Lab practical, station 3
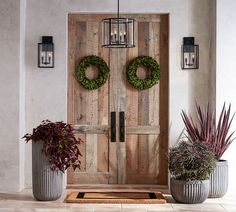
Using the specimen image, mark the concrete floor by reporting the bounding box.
[0,189,236,211]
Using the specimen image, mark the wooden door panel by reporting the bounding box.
[68,14,168,186]
[68,15,110,184]
[124,19,168,185]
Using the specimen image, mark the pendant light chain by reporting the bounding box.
[117,0,120,41]
[118,0,120,19]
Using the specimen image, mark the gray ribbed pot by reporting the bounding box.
[170,178,209,204]
[209,160,228,198]
[32,141,63,201]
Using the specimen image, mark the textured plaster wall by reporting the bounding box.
[216,0,236,195]
[24,0,216,188]
[0,0,25,192]
[0,0,216,191]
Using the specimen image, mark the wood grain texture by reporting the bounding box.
[126,28,139,176]
[84,21,99,174]
[137,22,150,174]
[69,172,109,184]
[126,126,160,134]
[108,49,118,184]
[74,125,109,133]
[67,14,169,186]
[97,21,109,173]
[74,21,87,173]
[67,18,110,184]
[159,15,169,185]
[124,17,168,184]
[117,49,127,184]
[148,22,161,175]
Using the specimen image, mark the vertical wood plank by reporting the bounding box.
[126,21,139,182]
[85,134,98,172]
[68,17,87,182]
[117,49,127,184]
[138,22,149,174]
[74,21,87,124]
[148,22,161,175]
[85,21,99,173]
[109,48,118,184]
[97,21,109,173]
[159,15,169,185]
[74,21,87,173]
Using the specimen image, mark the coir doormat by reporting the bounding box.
[66,192,166,204]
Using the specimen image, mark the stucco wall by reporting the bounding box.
[0,0,216,191]
[0,0,25,192]
[24,0,216,188]
[216,0,236,195]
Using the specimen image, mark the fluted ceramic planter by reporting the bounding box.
[32,141,63,201]
[170,178,209,204]
[209,160,228,198]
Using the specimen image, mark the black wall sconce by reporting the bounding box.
[38,36,54,68]
[181,37,199,70]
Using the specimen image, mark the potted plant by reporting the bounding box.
[168,141,216,204]
[23,120,82,201]
[181,103,235,198]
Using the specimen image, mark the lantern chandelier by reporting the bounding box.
[102,0,135,48]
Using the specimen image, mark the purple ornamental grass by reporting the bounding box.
[181,103,235,160]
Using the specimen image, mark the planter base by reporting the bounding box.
[32,141,63,201]
[170,178,209,204]
[209,160,228,198]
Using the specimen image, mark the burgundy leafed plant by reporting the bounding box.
[168,141,216,181]
[23,120,82,172]
[181,103,235,160]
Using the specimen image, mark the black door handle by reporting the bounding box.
[119,111,125,142]
[111,112,116,142]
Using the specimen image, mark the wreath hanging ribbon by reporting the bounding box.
[75,55,109,90]
[127,56,160,90]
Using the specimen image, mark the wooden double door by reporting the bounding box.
[67,14,168,185]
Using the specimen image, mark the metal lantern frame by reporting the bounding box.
[102,0,135,48]
[181,37,199,70]
[38,36,54,68]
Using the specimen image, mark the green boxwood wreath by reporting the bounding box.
[127,56,160,90]
[75,55,109,90]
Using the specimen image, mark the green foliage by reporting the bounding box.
[127,56,160,90]
[168,141,216,181]
[75,55,109,90]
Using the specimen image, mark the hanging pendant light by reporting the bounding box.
[102,0,135,48]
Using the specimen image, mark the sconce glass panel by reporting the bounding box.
[181,37,199,70]
[38,36,54,68]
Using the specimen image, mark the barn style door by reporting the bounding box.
[67,14,168,186]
